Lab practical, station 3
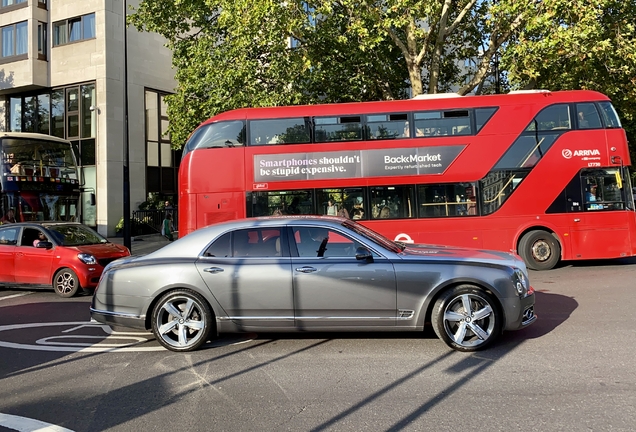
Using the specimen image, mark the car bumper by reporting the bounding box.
[90,307,147,330]
[502,289,537,331]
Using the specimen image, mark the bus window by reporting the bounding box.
[525,104,571,131]
[365,113,409,140]
[369,186,415,219]
[475,107,498,132]
[494,133,560,169]
[575,103,602,129]
[247,190,313,216]
[413,110,471,137]
[183,120,245,156]
[315,116,363,142]
[598,102,622,128]
[316,188,363,219]
[249,117,311,145]
[418,183,477,218]
[480,171,529,215]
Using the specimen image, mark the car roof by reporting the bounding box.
[2,221,83,228]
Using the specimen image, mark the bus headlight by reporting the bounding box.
[78,253,97,265]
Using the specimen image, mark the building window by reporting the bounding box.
[1,21,28,59]
[53,13,95,46]
[145,89,178,198]
[1,0,27,10]
[37,0,47,9]
[37,22,47,59]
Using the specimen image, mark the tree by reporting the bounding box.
[502,0,636,161]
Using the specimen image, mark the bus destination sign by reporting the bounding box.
[253,145,466,182]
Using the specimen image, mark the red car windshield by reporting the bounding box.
[48,225,108,246]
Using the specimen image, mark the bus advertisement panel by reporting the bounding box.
[1,133,80,224]
[178,90,636,270]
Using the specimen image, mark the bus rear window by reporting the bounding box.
[182,120,245,157]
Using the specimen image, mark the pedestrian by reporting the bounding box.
[162,213,174,241]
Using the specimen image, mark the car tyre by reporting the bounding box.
[518,230,561,271]
[151,289,213,352]
[432,285,502,352]
[53,268,80,298]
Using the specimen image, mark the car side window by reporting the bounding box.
[0,227,19,245]
[292,227,367,258]
[232,228,283,257]
[21,228,43,247]
[203,232,231,257]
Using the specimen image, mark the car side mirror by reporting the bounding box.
[355,247,373,262]
[36,241,53,249]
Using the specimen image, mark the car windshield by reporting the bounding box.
[48,224,108,246]
[342,220,402,253]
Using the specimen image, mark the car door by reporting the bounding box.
[290,225,397,329]
[14,227,55,285]
[195,226,294,329]
[0,226,20,283]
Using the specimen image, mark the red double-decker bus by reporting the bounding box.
[178,90,635,270]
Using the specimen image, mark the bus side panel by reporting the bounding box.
[569,212,635,259]
[196,192,245,229]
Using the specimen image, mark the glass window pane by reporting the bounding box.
[598,102,622,128]
[525,104,571,131]
[203,232,231,257]
[418,183,477,217]
[494,133,560,169]
[160,143,171,167]
[145,91,158,141]
[147,141,159,166]
[414,110,471,137]
[38,22,47,55]
[475,107,498,132]
[9,97,21,132]
[369,186,415,219]
[15,22,27,55]
[81,84,96,138]
[37,94,50,134]
[575,103,602,129]
[80,139,95,166]
[23,96,36,132]
[53,22,66,46]
[67,88,79,112]
[161,118,170,140]
[160,94,168,116]
[82,13,95,39]
[69,18,81,42]
[249,118,311,145]
[183,121,245,155]
[480,171,529,215]
[2,26,14,57]
[51,90,65,137]
[366,113,409,140]
[314,116,362,142]
[232,228,283,258]
[315,188,364,219]
[67,114,79,137]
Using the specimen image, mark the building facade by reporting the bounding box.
[0,0,176,236]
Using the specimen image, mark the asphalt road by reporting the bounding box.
[1,255,635,432]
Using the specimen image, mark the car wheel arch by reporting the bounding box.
[143,285,220,334]
[420,279,505,331]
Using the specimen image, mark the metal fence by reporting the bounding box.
[131,208,177,237]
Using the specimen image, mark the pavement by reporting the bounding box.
[108,233,175,255]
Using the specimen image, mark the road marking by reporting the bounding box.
[0,293,31,302]
[0,412,75,432]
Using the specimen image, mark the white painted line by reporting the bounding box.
[0,412,75,432]
[0,292,31,302]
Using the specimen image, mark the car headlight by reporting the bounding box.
[78,253,97,265]
[512,268,529,296]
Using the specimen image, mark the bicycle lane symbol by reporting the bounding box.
[0,321,165,352]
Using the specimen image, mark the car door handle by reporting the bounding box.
[203,267,224,274]
[295,266,317,273]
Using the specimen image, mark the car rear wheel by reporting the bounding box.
[53,268,80,298]
[432,285,502,352]
[519,230,561,271]
[151,289,213,352]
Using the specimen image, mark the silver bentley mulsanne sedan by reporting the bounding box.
[91,216,536,352]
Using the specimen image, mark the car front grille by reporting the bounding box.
[98,257,119,268]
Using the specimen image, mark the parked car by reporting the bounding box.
[0,222,130,297]
[91,216,536,352]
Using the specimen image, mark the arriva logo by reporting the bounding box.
[562,149,600,159]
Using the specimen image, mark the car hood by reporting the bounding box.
[70,243,130,258]
[399,243,526,269]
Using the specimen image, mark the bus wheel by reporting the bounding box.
[519,230,561,271]
[53,268,80,298]
[432,285,502,352]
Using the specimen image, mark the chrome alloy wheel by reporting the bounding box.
[442,293,496,348]
[53,268,80,298]
[155,295,207,349]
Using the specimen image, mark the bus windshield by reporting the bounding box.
[2,136,78,179]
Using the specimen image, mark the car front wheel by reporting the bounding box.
[151,289,213,352]
[432,285,502,352]
[53,268,80,298]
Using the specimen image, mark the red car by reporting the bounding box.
[0,222,130,297]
